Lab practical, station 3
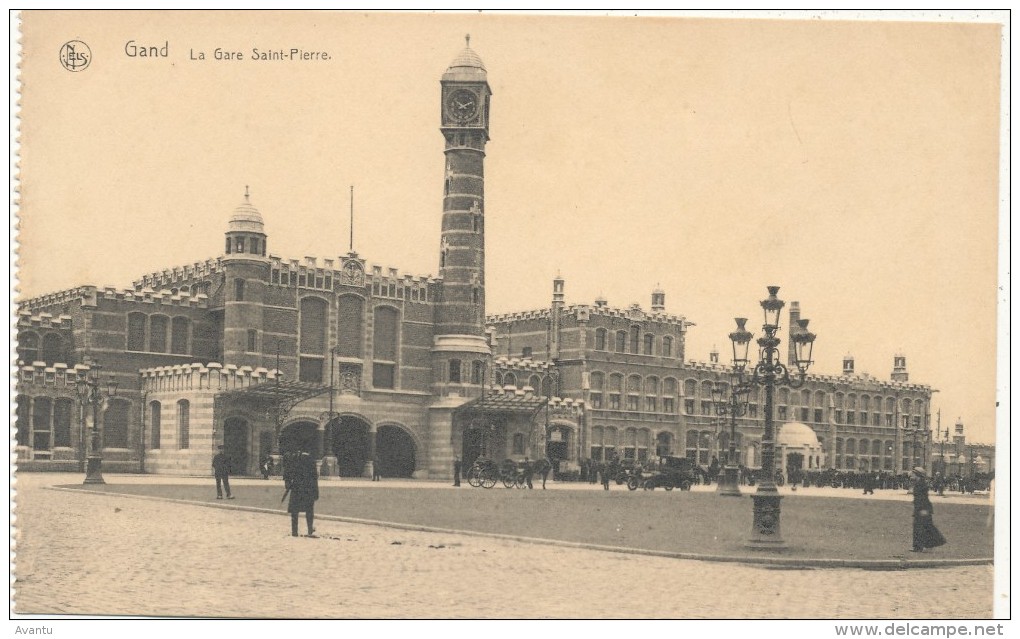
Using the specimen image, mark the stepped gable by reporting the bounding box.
[132,258,222,290]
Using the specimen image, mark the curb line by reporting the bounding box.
[46,486,993,570]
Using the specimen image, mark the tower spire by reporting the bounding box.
[349,185,354,252]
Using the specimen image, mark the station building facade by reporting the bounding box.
[14,41,979,479]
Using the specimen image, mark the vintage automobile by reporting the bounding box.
[627,456,699,491]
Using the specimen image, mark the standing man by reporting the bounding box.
[284,449,320,537]
[453,456,462,487]
[213,445,234,500]
[372,454,382,481]
[522,457,534,489]
[539,458,552,489]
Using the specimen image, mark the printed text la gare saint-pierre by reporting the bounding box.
[124,40,330,61]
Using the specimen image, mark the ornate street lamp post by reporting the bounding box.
[711,373,751,497]
[74,358,119,485]
[729,286,816,549]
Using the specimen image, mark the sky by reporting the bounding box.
[15,11,1005,444]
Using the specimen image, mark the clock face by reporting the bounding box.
[446,88,479,123]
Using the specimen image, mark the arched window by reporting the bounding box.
[127,313,146,351]
[615,331,627,353]
[150,401,161,449]
[503,372,517,388]
[15,395,30,446]
[337,295,364,358]
[662,378,677,413]
[608,373,623,410]
[171,317,190,355]
[594,328,607,351]
[662,336,673,358]
[177,400,190,449]
[32,397,52,450]
[250,237,260,255]
[299,297,328,382]
[644,376,658,412]
[626,375,641,410]
[656,431,673,457]
[149,315,169,353]
[54,399,73,448]
[246,329,258,353]
[643,333,654,355]
[18,332,39,364]
[373,306,399,389]
[448,359,462,383]
[41,333,63,364]
[527,374,541,392]
[104,399,130,449]
[541,375,553,397]
[589,372,604,409]
[494,371,504,387]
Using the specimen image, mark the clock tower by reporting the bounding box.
[433,36,491,370]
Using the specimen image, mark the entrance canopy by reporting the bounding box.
[457,391,547,416]
[217,380,331,412]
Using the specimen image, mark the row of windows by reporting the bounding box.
[296,297,399,389]
[17,331,69,365]
[492,370,555,395]
[127,313,191,354]
[225,235,266,256]
[593,327,675,357]
[448,359,486,384]
[271,270,333,290]
[132,282,213,297]
[15,395,130,450]
[268,268,432,303]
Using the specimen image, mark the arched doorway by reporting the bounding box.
[376,425,416,478]
[463,428,484,468]
[280,421,318,456]
[331,415,371,477]
[224,417,250,475]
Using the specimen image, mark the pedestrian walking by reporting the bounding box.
[539,458,552,489]
[863,471,876,495]
[601,462,610,491]
[260,454,272,480]
[283,450,319,537]
[453,456,462,487]
[212,445,234,499]
[910,466,946,553]
[522,457,534,489]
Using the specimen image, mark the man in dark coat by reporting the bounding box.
[453,456,462,487]
[213,445,234,499]
[284,450,320,537]
[911,466,946,552]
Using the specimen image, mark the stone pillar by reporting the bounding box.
[363,422,377,478]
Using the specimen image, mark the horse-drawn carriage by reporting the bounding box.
[467,458,549,489]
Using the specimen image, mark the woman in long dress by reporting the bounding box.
[911,466,946,552]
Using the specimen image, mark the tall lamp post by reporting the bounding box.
[710,374,751,497]
[74,359,119,485]
[729,286,816,549]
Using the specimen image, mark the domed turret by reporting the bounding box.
[224,187,268,260]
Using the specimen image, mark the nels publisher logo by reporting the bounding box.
[59,40,91,72]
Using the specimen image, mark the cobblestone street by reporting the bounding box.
[12,473,996,619]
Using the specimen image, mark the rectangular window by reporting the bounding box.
[700,401,713,416]
[800,407,810,422]
[748,404,758,418]
[885,414,894,427]
[684,399,695,415]
[777,406,787,420]
[127,314,146,351]
[53,400,73,448]
[299,357,324,383]
[373,363,395,389]
[873,413,881,426]
[324,275,332,289]
[171,317,189,355]
[449,359,461,383]
[272,270,280,284]
[645,397,656,412]
[299,274,307,287]
[315,275,324,288]
[814,408,824,423]
[522,346,533,358]
[835,409,843,424]
[590,446,603,462]
[235,279,245,301]
[846,411,855,425]
[281,271,289,286]
[663,398,675,413]
[178,402,190,450]
[627,395,639,411]
[609,394,621,410]
[247,329,258,352]
[149,316,168,353]
[590,393,603,409]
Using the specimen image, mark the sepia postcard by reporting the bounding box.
[9,9,1010,630]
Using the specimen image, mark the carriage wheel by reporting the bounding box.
[627,477,639,491]
[481,473,497,489]
[664,483,674,491]
[502,475,516,489]
[468,471,482,488]
[679,480,692,491]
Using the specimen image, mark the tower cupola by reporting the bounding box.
[224,187,268,260]
[651,285,665,312]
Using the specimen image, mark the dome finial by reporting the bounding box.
[244,185,250,203]
[465,34,471,47]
